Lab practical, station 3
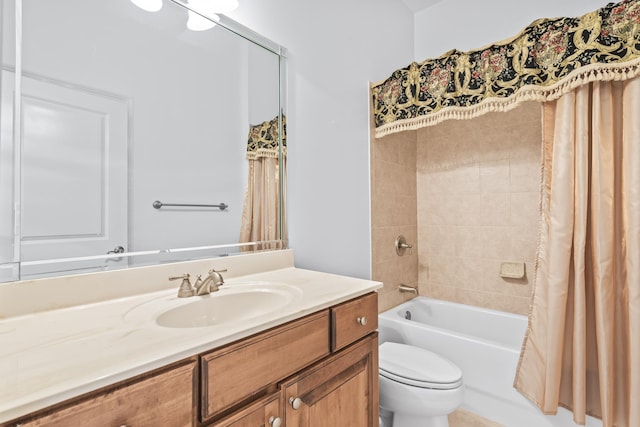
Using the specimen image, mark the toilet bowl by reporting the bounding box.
[379,342,464,427]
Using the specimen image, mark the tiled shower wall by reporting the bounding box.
[416,102,541,315]
[370,123,419,313]
[371,102,541,315]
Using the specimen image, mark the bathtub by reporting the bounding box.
[378,297,602,427]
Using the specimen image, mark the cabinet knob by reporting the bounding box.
[269,416,282,427]
[289,396,302,410]
[357,316,368,326]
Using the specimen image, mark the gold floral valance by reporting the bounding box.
[372,0,640,137]
[246,115,287,160]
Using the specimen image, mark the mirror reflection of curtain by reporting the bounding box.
[514,77,640,427]
[239,116,287,250]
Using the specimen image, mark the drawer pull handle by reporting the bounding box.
[357,316,368,326]
[289,396,302,410]
[269,416,282,427]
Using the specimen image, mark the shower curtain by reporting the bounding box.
[514,77,640,427]
[239,155,286,250]
[368,1,640,424]
[239,116,287,250]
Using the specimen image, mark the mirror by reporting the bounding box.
[0,0,287,282]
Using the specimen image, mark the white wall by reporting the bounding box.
[228,0,612,280]
[228,0,415,279]
[414,0,609,60]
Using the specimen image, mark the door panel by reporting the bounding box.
[283,335,378,427]
[307,369,368,427]
[17,74,128,275]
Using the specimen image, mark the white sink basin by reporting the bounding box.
[124,282,302,328]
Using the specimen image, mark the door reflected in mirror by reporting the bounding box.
[0,0,287,282]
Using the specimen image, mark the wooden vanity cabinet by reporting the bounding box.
[209,393,281,427]
[200,310,330,422]
[11,359,197,427]
[3,292,378,427]
[203,291,379,427]
[282,334,378,427]
[278,292,379,427]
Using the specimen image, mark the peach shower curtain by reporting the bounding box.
[239,156,286,250]
[514,77,640,426]
[239,115,287,250]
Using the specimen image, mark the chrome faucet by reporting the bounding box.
[194,268,227,295]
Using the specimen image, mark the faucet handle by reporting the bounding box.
[207,268,227,287]
[395,235,413,256]
[169,273,194,298]
[193,275,205,294]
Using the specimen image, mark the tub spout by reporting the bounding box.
[399,284,418,294]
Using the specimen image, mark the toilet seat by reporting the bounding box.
[379,342,463,390]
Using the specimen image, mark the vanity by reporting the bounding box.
[0,4,379,424]
[0,250,381,426]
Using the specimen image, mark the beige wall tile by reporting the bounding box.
[420,226,455,257]
[480,160,511,194]
[372,94,541,316]
[415,103,541,315]
[454,227,484,258]
[370,124,419,313]
[510,157,541,192]
[480,193,511,226]
[478,227,512,260]
[510,192,539,231]
[479,135,512,162]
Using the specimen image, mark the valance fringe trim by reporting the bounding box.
[246,115,287,159]
[246,148,285,160]
[372,0,640,137]
[374,58,640,138]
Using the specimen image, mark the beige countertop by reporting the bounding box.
[0,250,381,423]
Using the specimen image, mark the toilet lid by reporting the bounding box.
[379,342,463,390]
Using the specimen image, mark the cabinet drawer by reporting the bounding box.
[210,392,281,427]
[18,361,196,427]
[201,310,330,421]
[331,292,378,351]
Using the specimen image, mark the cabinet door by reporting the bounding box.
[282,334,378,427]
[17,361,196,427]
[211,393,282,427]
[201,310,329,421]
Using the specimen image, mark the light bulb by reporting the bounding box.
[131,0,163,12]
[208,0,239,14]
[188,0,238,15]
[187,10,219,31]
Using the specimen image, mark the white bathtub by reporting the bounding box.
[378,297,602,427]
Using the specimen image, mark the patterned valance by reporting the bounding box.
[246,115,287,160]
[372,0,640,137]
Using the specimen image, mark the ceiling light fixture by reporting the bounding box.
[186,0,236,31]
[186,10,219,31]
[131,0,163,12]
[208,0,239,14]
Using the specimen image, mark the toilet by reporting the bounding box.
[378,342,464,427]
